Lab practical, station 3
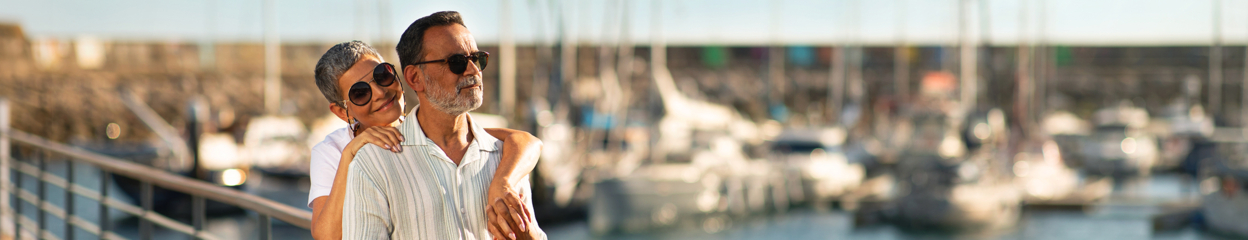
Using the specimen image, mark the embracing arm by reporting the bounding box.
[309,149,356,240]
[483,128,542,189]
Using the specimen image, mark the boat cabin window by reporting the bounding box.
[771,141,840,154]
[1094,125,1129,133]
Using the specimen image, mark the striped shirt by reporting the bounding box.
[342,109,545,239]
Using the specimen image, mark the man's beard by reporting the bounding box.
[423,74,482,116]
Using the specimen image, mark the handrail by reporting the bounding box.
[6,130,313,229]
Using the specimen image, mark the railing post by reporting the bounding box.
[0,98,11,239]
[140,181,152,240]
[65,160,74,240]
[12,150,19,240]
[192,195,204,239]
[258,214,271,240]
[98,169,109,240]
[38,151,46,239]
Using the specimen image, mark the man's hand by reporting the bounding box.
[485,184,536,240]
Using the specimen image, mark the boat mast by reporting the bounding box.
[1016,0,1034,134]
[894,0,909,101]
[829,1,850,125]
[1035,0,1048,123]
[263,0,281,114]
[1241,0,1248,129]
[959,0,978,113]
[1211,0,1223,117]
[500,0,517,121]
[769,0,786,123]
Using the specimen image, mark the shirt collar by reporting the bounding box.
[400,106,500,152]
[399,108,425,146]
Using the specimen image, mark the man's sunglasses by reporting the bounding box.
[344,62,398,106]
[412,51,489,75]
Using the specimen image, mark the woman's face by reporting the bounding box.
[336,55,404,128]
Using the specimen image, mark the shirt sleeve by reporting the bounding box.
[306,143,342,207]
[514,175,547,240]
[342,149,392,240]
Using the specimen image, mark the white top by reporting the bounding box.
[307,127,353,207]
[342,109,545,240]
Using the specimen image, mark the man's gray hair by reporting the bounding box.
[314,40,382,106]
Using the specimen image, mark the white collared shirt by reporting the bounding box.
[307,127,352,207]
[342,109,545,240]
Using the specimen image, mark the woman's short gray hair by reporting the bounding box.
[314,40,382,106]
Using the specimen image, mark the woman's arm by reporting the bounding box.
[310,126,402,240]
[482,128,542,239]
[484,128,542,188]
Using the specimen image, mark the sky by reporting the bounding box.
[0,0,1246,46]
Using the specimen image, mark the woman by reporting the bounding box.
[308,41,540,240]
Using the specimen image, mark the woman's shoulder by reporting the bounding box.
[311,127,352,157]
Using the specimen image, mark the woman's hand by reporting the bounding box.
[311,126,404,240]
[486,185,535,240]
[481,128,542,240]
[344,126,405,154]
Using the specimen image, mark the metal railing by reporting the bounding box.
[0,98,312,240]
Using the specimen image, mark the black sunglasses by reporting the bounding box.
[344,62,398,106]
[412,51,489,75]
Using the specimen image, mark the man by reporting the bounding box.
[341,11,545,240]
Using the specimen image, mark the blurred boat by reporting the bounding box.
[590,163,719,233]
[242,115,310,176]
[1042,111,1091,168]
[1148,76,1213,172]
[890,109,1021,231]
[767,128,864,205]
[1149,102,1213,172]
[1080,102,1159,176]
[1029,111,1113,203]
[590,135,783,233]
[1199,140,1248,238]
[587,77,785,234]
[588,22,784,233]
[1011,138,1117,205]
[894,154,1020,231]
[99,95,247,217]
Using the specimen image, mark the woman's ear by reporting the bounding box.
[329,102,350,123]
[404,65,425,92]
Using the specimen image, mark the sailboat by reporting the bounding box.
[887,0,1022,231]
[588,1,785,234]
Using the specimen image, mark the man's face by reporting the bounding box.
[410,24,483,116]
[337,55,404,127]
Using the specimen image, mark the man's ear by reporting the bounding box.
[404,65,425,92]
[329,102,349,123]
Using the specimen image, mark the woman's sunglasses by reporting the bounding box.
[412,51,489,75]
[345,62,398,106]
